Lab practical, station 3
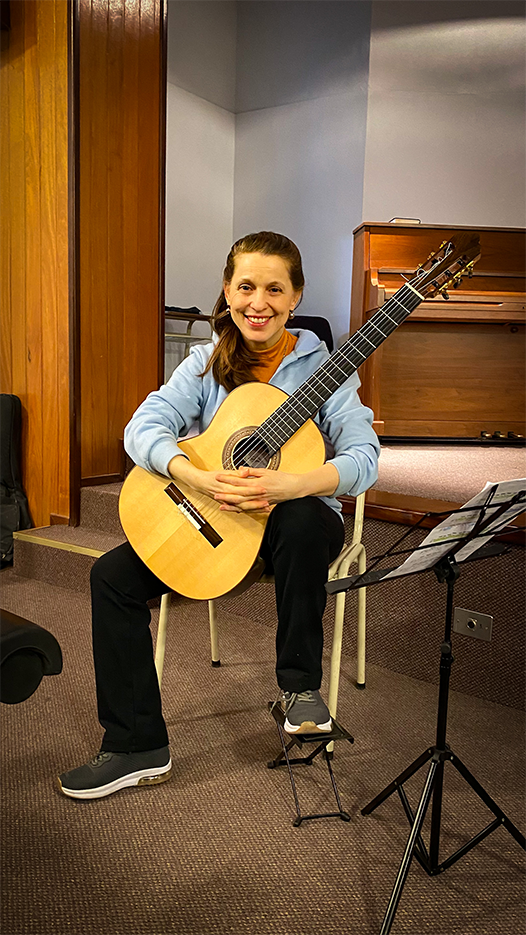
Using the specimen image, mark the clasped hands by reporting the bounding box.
[205,465,301,513]
[168,455,339,513]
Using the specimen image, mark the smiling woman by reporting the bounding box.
[225,252,300,350]
[203,231,306,390]
[57,229,380,801]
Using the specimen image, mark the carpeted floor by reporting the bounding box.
[1,568,525,935]
[374,445,526,502]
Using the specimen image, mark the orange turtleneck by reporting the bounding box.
[250,328,298,383]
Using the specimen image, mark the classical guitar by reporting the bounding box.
[119,233,481,599]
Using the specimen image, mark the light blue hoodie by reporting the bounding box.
[124,329,380,516]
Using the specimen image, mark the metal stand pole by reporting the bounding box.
[361,556,525,935]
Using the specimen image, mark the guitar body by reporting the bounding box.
[119,382,326,600]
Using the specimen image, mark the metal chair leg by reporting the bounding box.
[155,592,171,686]
[356,545,367,688]
[208,599,221,666]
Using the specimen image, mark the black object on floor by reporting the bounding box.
[1,608,62,704]
[0,394,32,565]
[268,701,354,827]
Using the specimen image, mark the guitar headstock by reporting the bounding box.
[410,232,481,299]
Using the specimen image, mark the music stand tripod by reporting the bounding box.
[326,487,526,935]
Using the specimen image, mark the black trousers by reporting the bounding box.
[91,496,345,752]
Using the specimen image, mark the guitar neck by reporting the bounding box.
[257,281,424,455]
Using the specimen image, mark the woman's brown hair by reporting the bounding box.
[201,231,305,392]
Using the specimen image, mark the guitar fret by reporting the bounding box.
[360,334,377,349]
[329,360,350,378]
[368,322,388,339]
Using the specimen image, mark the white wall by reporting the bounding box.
[362,1,526,226]
[165,2,237,376]
[233,2,372,346]
[165,83,235,313]
[165,0,525,366]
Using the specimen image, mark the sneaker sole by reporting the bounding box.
[57,760,172,800]
[284,718,332,734]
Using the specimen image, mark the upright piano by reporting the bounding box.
[350,223,526,439]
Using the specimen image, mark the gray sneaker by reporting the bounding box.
[280,690,332,734]
[58,747,171,800]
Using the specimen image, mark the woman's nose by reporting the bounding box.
[249,289,268,311]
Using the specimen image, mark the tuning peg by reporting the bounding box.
[440,288,450,300]
[424,244,445,263]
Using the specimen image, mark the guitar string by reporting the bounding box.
[231,286,421,465]
[231,285,422,466]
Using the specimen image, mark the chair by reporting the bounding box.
[154,492,367,725]
[165,306,212,360]
[286,315,334,352]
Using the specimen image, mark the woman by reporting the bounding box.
[58,231,379,800]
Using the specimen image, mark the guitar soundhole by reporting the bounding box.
[222,427,281,471]
[233,437,270,469]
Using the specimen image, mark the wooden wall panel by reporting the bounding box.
[0,0,70,527]
[78,0,164,483]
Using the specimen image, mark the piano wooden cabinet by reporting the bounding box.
[350,222,526,439]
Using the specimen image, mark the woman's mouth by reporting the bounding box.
[244,315,271,327]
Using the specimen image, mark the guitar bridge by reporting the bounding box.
[164,483,223,548]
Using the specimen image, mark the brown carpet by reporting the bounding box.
[1,568,525,935]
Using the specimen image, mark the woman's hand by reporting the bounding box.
[214,462,340,512]
[168,457,340,514]
[168,457,271,513]
[213,467,301,511]
[196,465,272,513]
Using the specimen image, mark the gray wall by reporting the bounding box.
[166,0,372,350]
[167,0,237,112]
[363,1,526,226]
[165,0,525,363]
[233,2,372,345]
[165,2,237,376]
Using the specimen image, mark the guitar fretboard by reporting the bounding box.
[248,282,424,457]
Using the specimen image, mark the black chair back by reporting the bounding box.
[287,315,334,352]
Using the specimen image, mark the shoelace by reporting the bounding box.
[89,753,112,767]
[271,690,315,716]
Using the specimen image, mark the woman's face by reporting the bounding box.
[224,252,301,351]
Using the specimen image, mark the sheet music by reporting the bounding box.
[382,478,526,581]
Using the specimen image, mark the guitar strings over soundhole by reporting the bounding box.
[222,427,281,471]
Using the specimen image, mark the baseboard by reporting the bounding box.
[50,514,69,525]
[80,474,123,487]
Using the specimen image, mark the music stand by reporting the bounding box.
[326,483,526,935]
